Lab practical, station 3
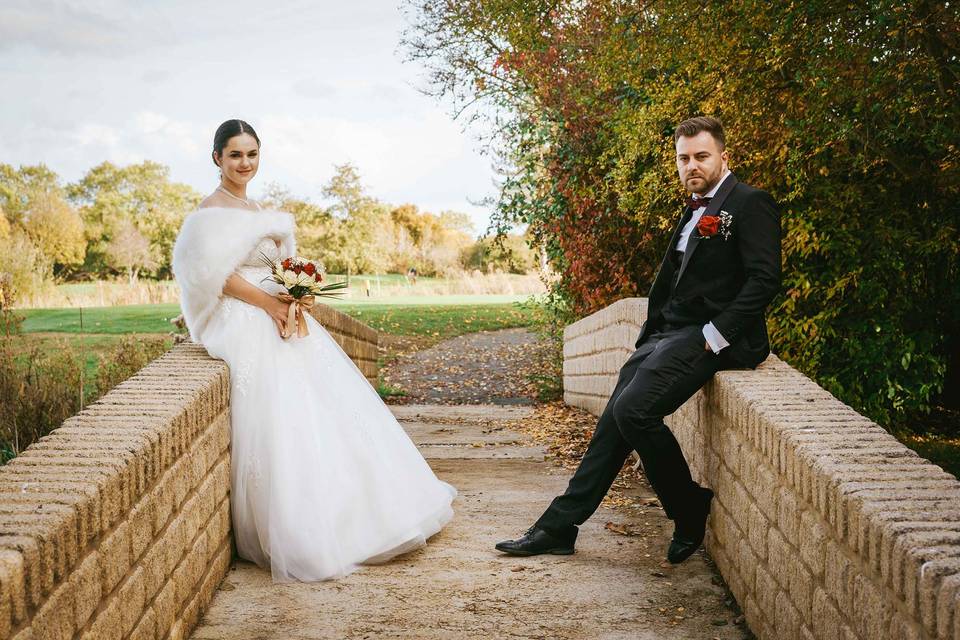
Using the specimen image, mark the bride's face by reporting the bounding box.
[217,133,260,185]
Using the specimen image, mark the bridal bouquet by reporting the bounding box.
[259,253,347,339]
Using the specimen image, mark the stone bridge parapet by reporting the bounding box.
[563,297,960,640]
[0,303,378,640]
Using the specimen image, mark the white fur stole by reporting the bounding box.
[172,206,296,341]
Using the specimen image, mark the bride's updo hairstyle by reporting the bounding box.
[212,119,261,167]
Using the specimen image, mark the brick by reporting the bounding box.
[212,462,230,512]
[0,548,26,632]
[207,499,230,552]
[81,591,122,640]
[799,510,827,578]
[129,605,157,640]
[0,509,77,585]
[766,528,790,589]
[887,610,924,640]
[937,571,960,640]
[787,552,814,622]
[118,566,147,637]
[916,556,960,637]
[129,497,154,562]
[70,551,101,630]
[141,534,168,601]
[754,464,779,522]
[719,428,741,476]
[775,590,801,640]
[164,513,189,576]
[180,494,202,545]
[153,580,177,639]
[812,587,842,640]
[777,487,800,546]
[823,540,854,614]
[742,594,762,637]
[0,535,47,610]
[738,538,759,593]
[851,573,892,639]
[100,522,130,594]
[149,478,175,538]
[748,503,769,560]
[185,531,209,593]
[754,566,778,620]
[895,533,960,615]
[30,578,75,640]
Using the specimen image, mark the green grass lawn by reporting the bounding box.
[333,302,535,338]
[17,297,537,338]
[19,304,183,334]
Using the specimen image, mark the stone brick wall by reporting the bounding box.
[0,303,380,640]
[563,298,960,640]
[0,343,231,640]
[308,303,380,384]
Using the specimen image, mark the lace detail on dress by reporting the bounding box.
[241,237,282,267]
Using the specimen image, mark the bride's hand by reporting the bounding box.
[264,297,291,337]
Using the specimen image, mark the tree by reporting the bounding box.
[322,164,392,275]
[103,221,158,284]
[22,192,86,272]
[261,183,338,267]
[404,0,960,424]
[0,164,62,227]
[462,232,537,274]
[0,228,49,306]
[0,164,86,278]
[68,161,200,278]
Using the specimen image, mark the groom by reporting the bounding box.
[496,116,781,564]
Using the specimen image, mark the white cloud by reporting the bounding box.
[0,1,172,55]
[0,1,498,231]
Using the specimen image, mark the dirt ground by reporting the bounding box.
[192,330,751,639]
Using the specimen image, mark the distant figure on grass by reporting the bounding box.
[496,116,781,565]
[406,266,418,285]
[172,119,455,582]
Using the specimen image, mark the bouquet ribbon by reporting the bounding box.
[277,293,315,339]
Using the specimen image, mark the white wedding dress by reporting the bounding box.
[196,233,456,582]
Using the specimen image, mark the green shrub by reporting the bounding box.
[0,339,84,457]
[0,334,171,462]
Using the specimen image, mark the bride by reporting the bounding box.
[172,119,456,582]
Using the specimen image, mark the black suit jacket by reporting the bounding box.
[635,174,782,368]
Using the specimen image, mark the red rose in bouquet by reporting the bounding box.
[258,253,348,340]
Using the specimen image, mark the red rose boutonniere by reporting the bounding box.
[696,210,733,241]
[696,215,720,238]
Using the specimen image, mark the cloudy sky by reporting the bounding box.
[0,0,497,232]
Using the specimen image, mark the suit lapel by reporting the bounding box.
[670,207,693,251]
[648,206,692,308]
[675,173,739,287]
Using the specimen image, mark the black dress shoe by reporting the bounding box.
[495,526,576,556]
[667,487,714,564]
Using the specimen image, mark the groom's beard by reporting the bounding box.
[684,168,724,195]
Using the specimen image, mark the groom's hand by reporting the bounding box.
[705,341,711,351]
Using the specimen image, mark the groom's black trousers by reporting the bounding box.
[535,324,729,539]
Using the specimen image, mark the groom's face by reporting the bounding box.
[676,131,728,195]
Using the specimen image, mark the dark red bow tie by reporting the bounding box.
[685,196,712,209]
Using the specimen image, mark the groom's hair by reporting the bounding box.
[674,117,726,150]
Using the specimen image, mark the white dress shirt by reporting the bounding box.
[676,170,732,354]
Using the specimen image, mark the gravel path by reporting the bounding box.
[380,328,555,405]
